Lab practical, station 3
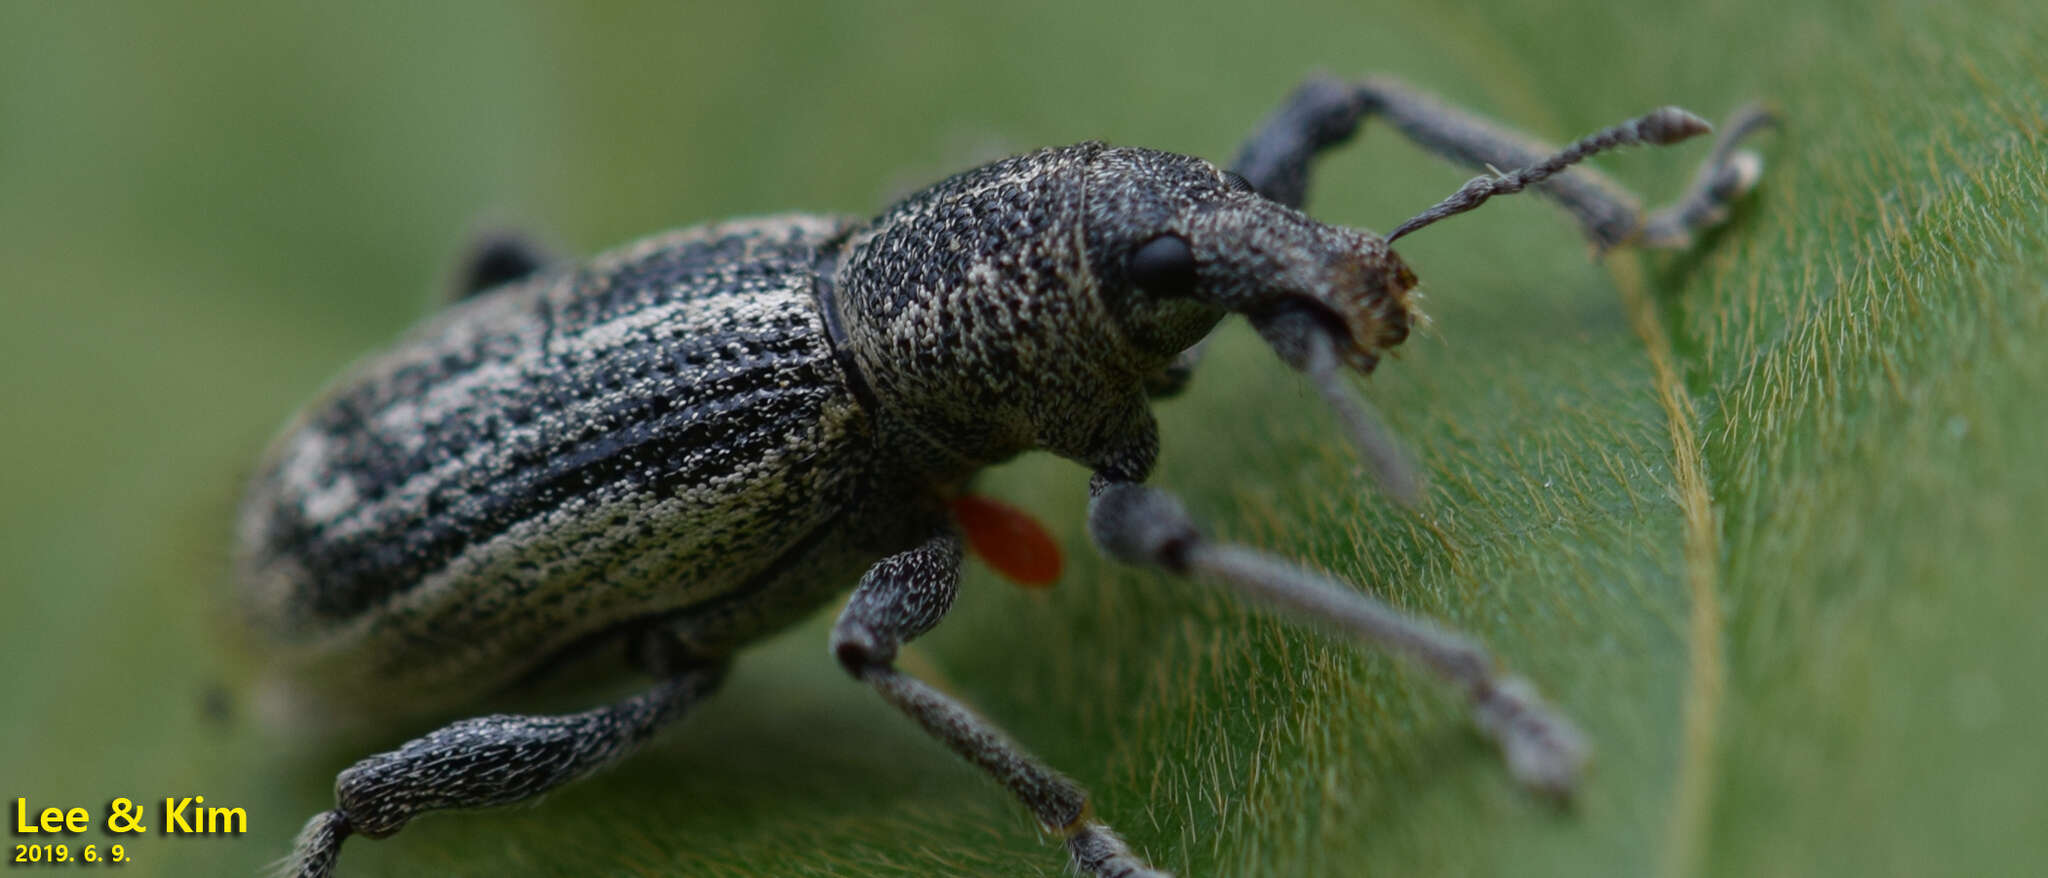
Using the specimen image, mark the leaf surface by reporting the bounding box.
[0,2,2040,876]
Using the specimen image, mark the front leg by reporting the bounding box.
[831,534,1169,878]
[1087,475,1588,796]
[1232,75,1774,249]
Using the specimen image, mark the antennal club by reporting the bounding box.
[1387,107,1712,243]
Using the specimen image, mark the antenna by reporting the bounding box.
[1387,107,1711,243]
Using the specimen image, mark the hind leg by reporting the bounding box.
[448,230,552,301]
[285,640,726,878]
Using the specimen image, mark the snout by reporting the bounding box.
[1292,243,1419,373]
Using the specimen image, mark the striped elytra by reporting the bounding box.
[237,215,898,711]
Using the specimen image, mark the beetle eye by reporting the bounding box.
[1222,171,1257,194]
[1127,234,1198,296]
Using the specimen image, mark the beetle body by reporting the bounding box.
[240,214,872,715]
[237,145,1293,717]
[247,79,1772,878]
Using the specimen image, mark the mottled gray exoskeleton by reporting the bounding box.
[239,76,1773,877]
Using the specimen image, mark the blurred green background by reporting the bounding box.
[3,1,2042,876]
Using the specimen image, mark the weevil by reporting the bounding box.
[239,76,1773,877]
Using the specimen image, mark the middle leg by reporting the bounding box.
[831,533,1170,878]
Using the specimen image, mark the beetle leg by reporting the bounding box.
[1232,75,1774,249]
[450,229,552,301]
[1087,476,1588,798]
[1230,76,1376,209]
[831,534,1170,878]
[284,651,726,878]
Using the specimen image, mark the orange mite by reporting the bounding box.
[948,494,1063,588]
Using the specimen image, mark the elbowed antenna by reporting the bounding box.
[1253,308,1426,510]
[1386,107,1712,243]
[1302,330,1423,509]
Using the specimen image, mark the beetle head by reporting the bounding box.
[1083,148,1420,374]
[1083,148,1427,503]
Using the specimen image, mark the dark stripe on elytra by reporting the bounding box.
[268,223,849,630]
[295,356,835,623]
[310,245,815,501]
[309,223,816,443]
[558,239,810,328]
[331,305,820,513]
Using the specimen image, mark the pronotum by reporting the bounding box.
[237,76,1772,877]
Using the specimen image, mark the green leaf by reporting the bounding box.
[1,2,2040,876]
